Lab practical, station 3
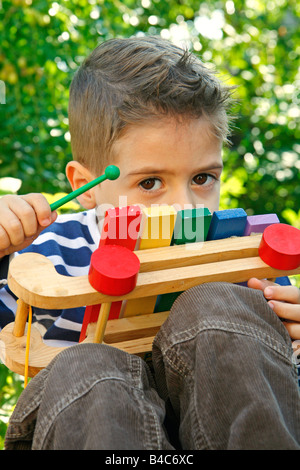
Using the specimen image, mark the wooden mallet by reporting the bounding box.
[49,165,120,211]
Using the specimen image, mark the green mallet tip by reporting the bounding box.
[105,165,120,180]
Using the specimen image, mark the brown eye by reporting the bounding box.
[193,174,209,185]
[141,178,155,190]
[139,178,162,191]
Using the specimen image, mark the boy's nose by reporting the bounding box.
[169,188,197,211]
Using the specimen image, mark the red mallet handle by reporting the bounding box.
[259,223,300,270]
[88,245,140,296]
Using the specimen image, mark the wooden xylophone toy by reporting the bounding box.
[0,204,300,380]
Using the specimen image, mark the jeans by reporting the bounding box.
[5,283,300,450]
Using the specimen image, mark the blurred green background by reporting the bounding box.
[0,0,299,448]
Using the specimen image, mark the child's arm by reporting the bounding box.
[0,194,57,259]
[248,277,300,340]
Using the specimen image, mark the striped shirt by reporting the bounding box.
[0,209,100,347]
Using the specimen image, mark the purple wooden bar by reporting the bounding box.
[244,214,279,236]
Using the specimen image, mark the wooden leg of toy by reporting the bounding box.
[93,302,112,344]
[24,305,33,387]
[79,304,100,343]
[12,300,30,337]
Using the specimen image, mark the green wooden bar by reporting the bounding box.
[155,207,212,313]
[171,207,212,245]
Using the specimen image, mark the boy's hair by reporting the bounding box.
[68,36,234,173]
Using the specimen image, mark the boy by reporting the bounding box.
[1,37,300,449]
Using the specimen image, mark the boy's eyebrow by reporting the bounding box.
[127,168,174,176]
[126,163,223,176]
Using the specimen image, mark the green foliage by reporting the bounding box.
[0,0,299,225]
[0,365,24,449]
[0,0,299,447]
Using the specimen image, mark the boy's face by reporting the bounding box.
[92,116,223,215]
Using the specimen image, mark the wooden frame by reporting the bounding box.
[0,232,299,377]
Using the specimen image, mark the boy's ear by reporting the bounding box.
[66,161,97,209]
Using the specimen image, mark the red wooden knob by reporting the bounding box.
[88,245,140,295]
[258,223,300,270]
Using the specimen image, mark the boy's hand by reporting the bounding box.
[248,277,300,340]
[0,194,57,259]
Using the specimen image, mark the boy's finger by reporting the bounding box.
[248,278,300,304]
[264,285,300,305]
[0,195,57,252]
[4,196,39,238]
[0,208,26,246]
[21,193,55,227]
[268,300,300,322]
[247,277,277,291]
[0,224,11,250]
[282,321,300,340]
